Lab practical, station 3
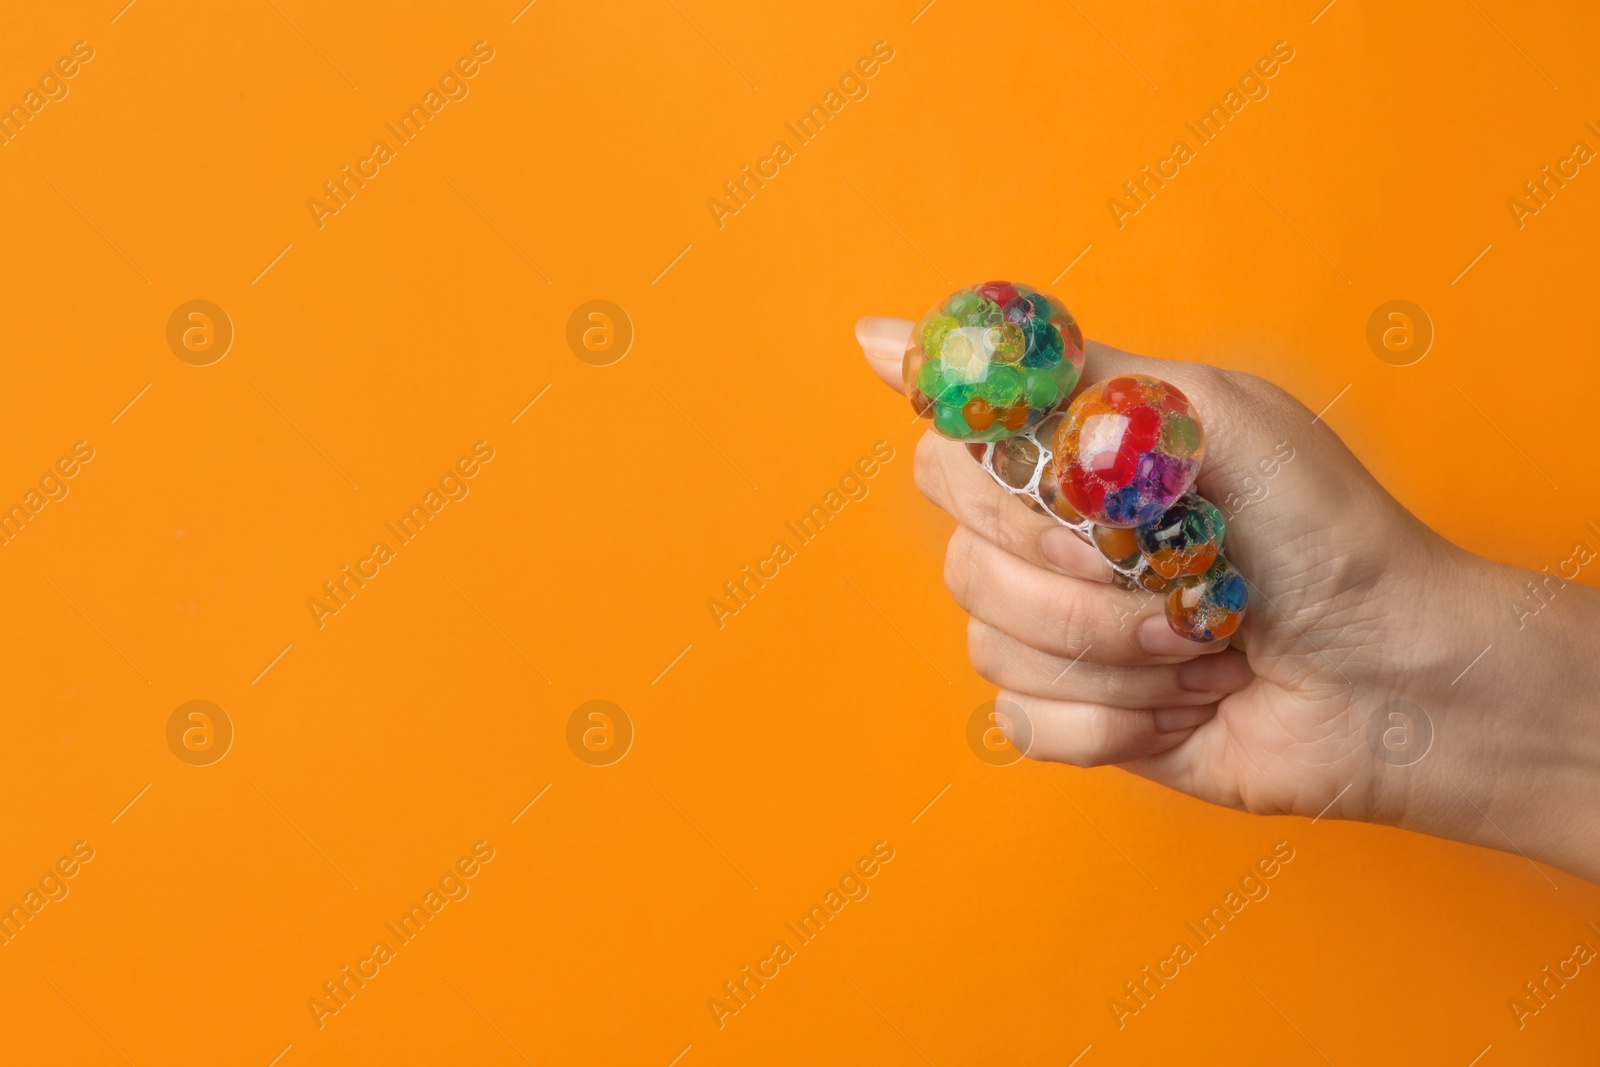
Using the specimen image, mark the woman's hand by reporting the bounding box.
[859,315,1600,885]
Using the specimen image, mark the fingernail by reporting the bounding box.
[1040,526,1102,574]
[855,315,906,355]
[1176,654,1250,692]
[1138,614,1229,657]
[1153,705,1215,733]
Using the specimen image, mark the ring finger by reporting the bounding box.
[968,618,1252,708]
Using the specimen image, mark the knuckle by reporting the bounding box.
[1227,367,1285,401]
[1040,579,1093,654]
[1186,361,1231,398]
[956,478,1007,539]
[1216,368,1305,429]
[1082,706,1119,764]
[1094,665,1139,706]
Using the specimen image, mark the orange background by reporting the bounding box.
[2,1,1598,1063]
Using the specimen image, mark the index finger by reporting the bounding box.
[856,315,1113,582]
[856,315,910,391]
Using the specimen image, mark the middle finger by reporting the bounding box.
[945,526,1230,665]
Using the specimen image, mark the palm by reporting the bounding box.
[862,319,1586,880]
[1128,427,1415,821]
[858,321,1445,823]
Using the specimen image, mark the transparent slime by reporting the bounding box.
[903,281,1085,442]
[903,283,1248,643]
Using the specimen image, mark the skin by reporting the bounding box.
[858,315,1600,886]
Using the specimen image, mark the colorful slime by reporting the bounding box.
[901,283,1247,643]
[1166,557,1248,641]
[1136,493,1226,580]
[1051,374,1204,527]
[903,281,1085,442]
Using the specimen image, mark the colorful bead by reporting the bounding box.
[996,402,1029,432]
[1137,568,1172,593]
[905,281,1086,442]
[980,364,1024,406]
[1022,368,1060,409]
[1137,493,1225,579]
[1090,524,1142,569]
[1166,556,1248,641]
[1035,465,1084,523]
[1051,374,1204,527]
[963,397,996,432]
[933,403,968,438]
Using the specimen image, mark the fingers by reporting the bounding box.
[915,434,1113,582]
[857,314,1114,580]
[859,314,1297,508]
[859,313,1297,483]
[968,618,1251,708]
[860,313,1250,770]
[945,526,1227,665]
[994,689,1215,767]
[857,316,911,391]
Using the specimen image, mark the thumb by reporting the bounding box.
[857,313,1284,492]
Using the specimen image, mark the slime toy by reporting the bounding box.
[1051,374,1204,527]
[903,280,1085,442]
[1135,493,1226,580]
[1090,524,1142,570]
[900,281,1248,643]
[1166,557,1248,641]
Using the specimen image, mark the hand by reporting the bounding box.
[858,315,1600,885]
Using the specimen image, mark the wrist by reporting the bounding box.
[1382,544,1600,883]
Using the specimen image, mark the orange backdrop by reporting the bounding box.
[1,1,1598,1064]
